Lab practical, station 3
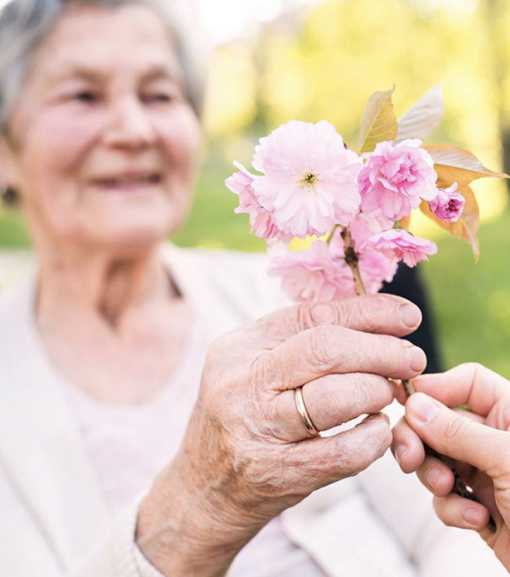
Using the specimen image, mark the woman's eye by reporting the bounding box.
[145,93,173,103]
[72,91,99,103]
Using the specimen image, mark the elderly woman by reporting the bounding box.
[0,1,505,576]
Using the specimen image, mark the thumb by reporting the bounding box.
[406,393,510,477]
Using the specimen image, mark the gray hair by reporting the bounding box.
[0,0,206,135]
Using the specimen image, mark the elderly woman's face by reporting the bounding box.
[3,4,201,251]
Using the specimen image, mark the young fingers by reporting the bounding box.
[433,493,490,532]
[405,393,510,477]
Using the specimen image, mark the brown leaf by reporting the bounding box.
[420,185,480,260]
[424,144,508,185]
[358,88,398,153]
[397,215,412,230]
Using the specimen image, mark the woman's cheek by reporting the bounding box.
[29,107,107,172]
[157,108,201,174]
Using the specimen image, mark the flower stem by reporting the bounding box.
[340,228,367,297]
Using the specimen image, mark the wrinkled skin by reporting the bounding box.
[137,294,427,577]
[393,363,510,573]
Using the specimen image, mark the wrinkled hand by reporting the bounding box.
[393,363,510,573]
[139,295,426,577]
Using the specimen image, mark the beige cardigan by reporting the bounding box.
[0,245,504,577]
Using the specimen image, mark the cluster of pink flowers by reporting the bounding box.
[226,120,462,304]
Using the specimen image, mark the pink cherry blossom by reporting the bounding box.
[251,120,362,238]
[225,165,281,241]
[329,226,398,294]
[362,229,438,268]
[349,213,393,251]
[269,241,356,303]
[359,139,438,221]
[428,183,465,223]
[358,251,399,293]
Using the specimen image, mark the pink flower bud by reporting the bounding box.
[428,183,465,223]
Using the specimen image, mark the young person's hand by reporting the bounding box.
[393,364,510,573]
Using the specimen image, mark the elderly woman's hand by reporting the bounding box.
[136,294,425,577]
[392,364,510,573]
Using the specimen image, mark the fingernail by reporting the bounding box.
[409,393,440,424]
[407,346,427,373]
[399,303,421,328]
[463,507,485,528]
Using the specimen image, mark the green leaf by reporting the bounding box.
[358,88,398,153]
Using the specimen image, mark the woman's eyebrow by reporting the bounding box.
[46,63,182,85]
[47,64,109,84]
[142,63,183,83]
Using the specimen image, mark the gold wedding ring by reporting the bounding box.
[294,386,320,437]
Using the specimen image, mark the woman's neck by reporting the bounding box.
[32,243,193,404]
[35,243,177,331]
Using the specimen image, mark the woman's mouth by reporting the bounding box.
[92,172,163,192]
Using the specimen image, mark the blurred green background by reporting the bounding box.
[2,0,510,376]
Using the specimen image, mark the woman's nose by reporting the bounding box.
[103,97,155,149]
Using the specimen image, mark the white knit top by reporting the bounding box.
[60,310,326,577]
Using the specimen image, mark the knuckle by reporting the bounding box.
[339,299,377,332]
[249,351,285,391]
[308,326,343,370]
[351,379,374,412]
[255,313,289,344]
[443,413,466,441]
[299,302,340,329]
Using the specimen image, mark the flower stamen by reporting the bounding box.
[301,172,318,187]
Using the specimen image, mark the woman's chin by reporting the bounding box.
[75,217,180,255]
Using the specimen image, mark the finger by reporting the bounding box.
[254,294,422,348]
[254,326,427,393]
[416,456,455,497]
[405,393,510,476]
[274,373,394,441]
[286,414,392,493]
[392,379,408,406]
[391,406,484,473]
[411,363,510,419]
[391,417,426,473]
[433,494,490,531]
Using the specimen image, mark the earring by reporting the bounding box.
[1,186,18,206]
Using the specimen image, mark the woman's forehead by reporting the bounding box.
[32,3,179,81]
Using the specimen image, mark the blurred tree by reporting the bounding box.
[251,0,507,220]
[483,0,510,194]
